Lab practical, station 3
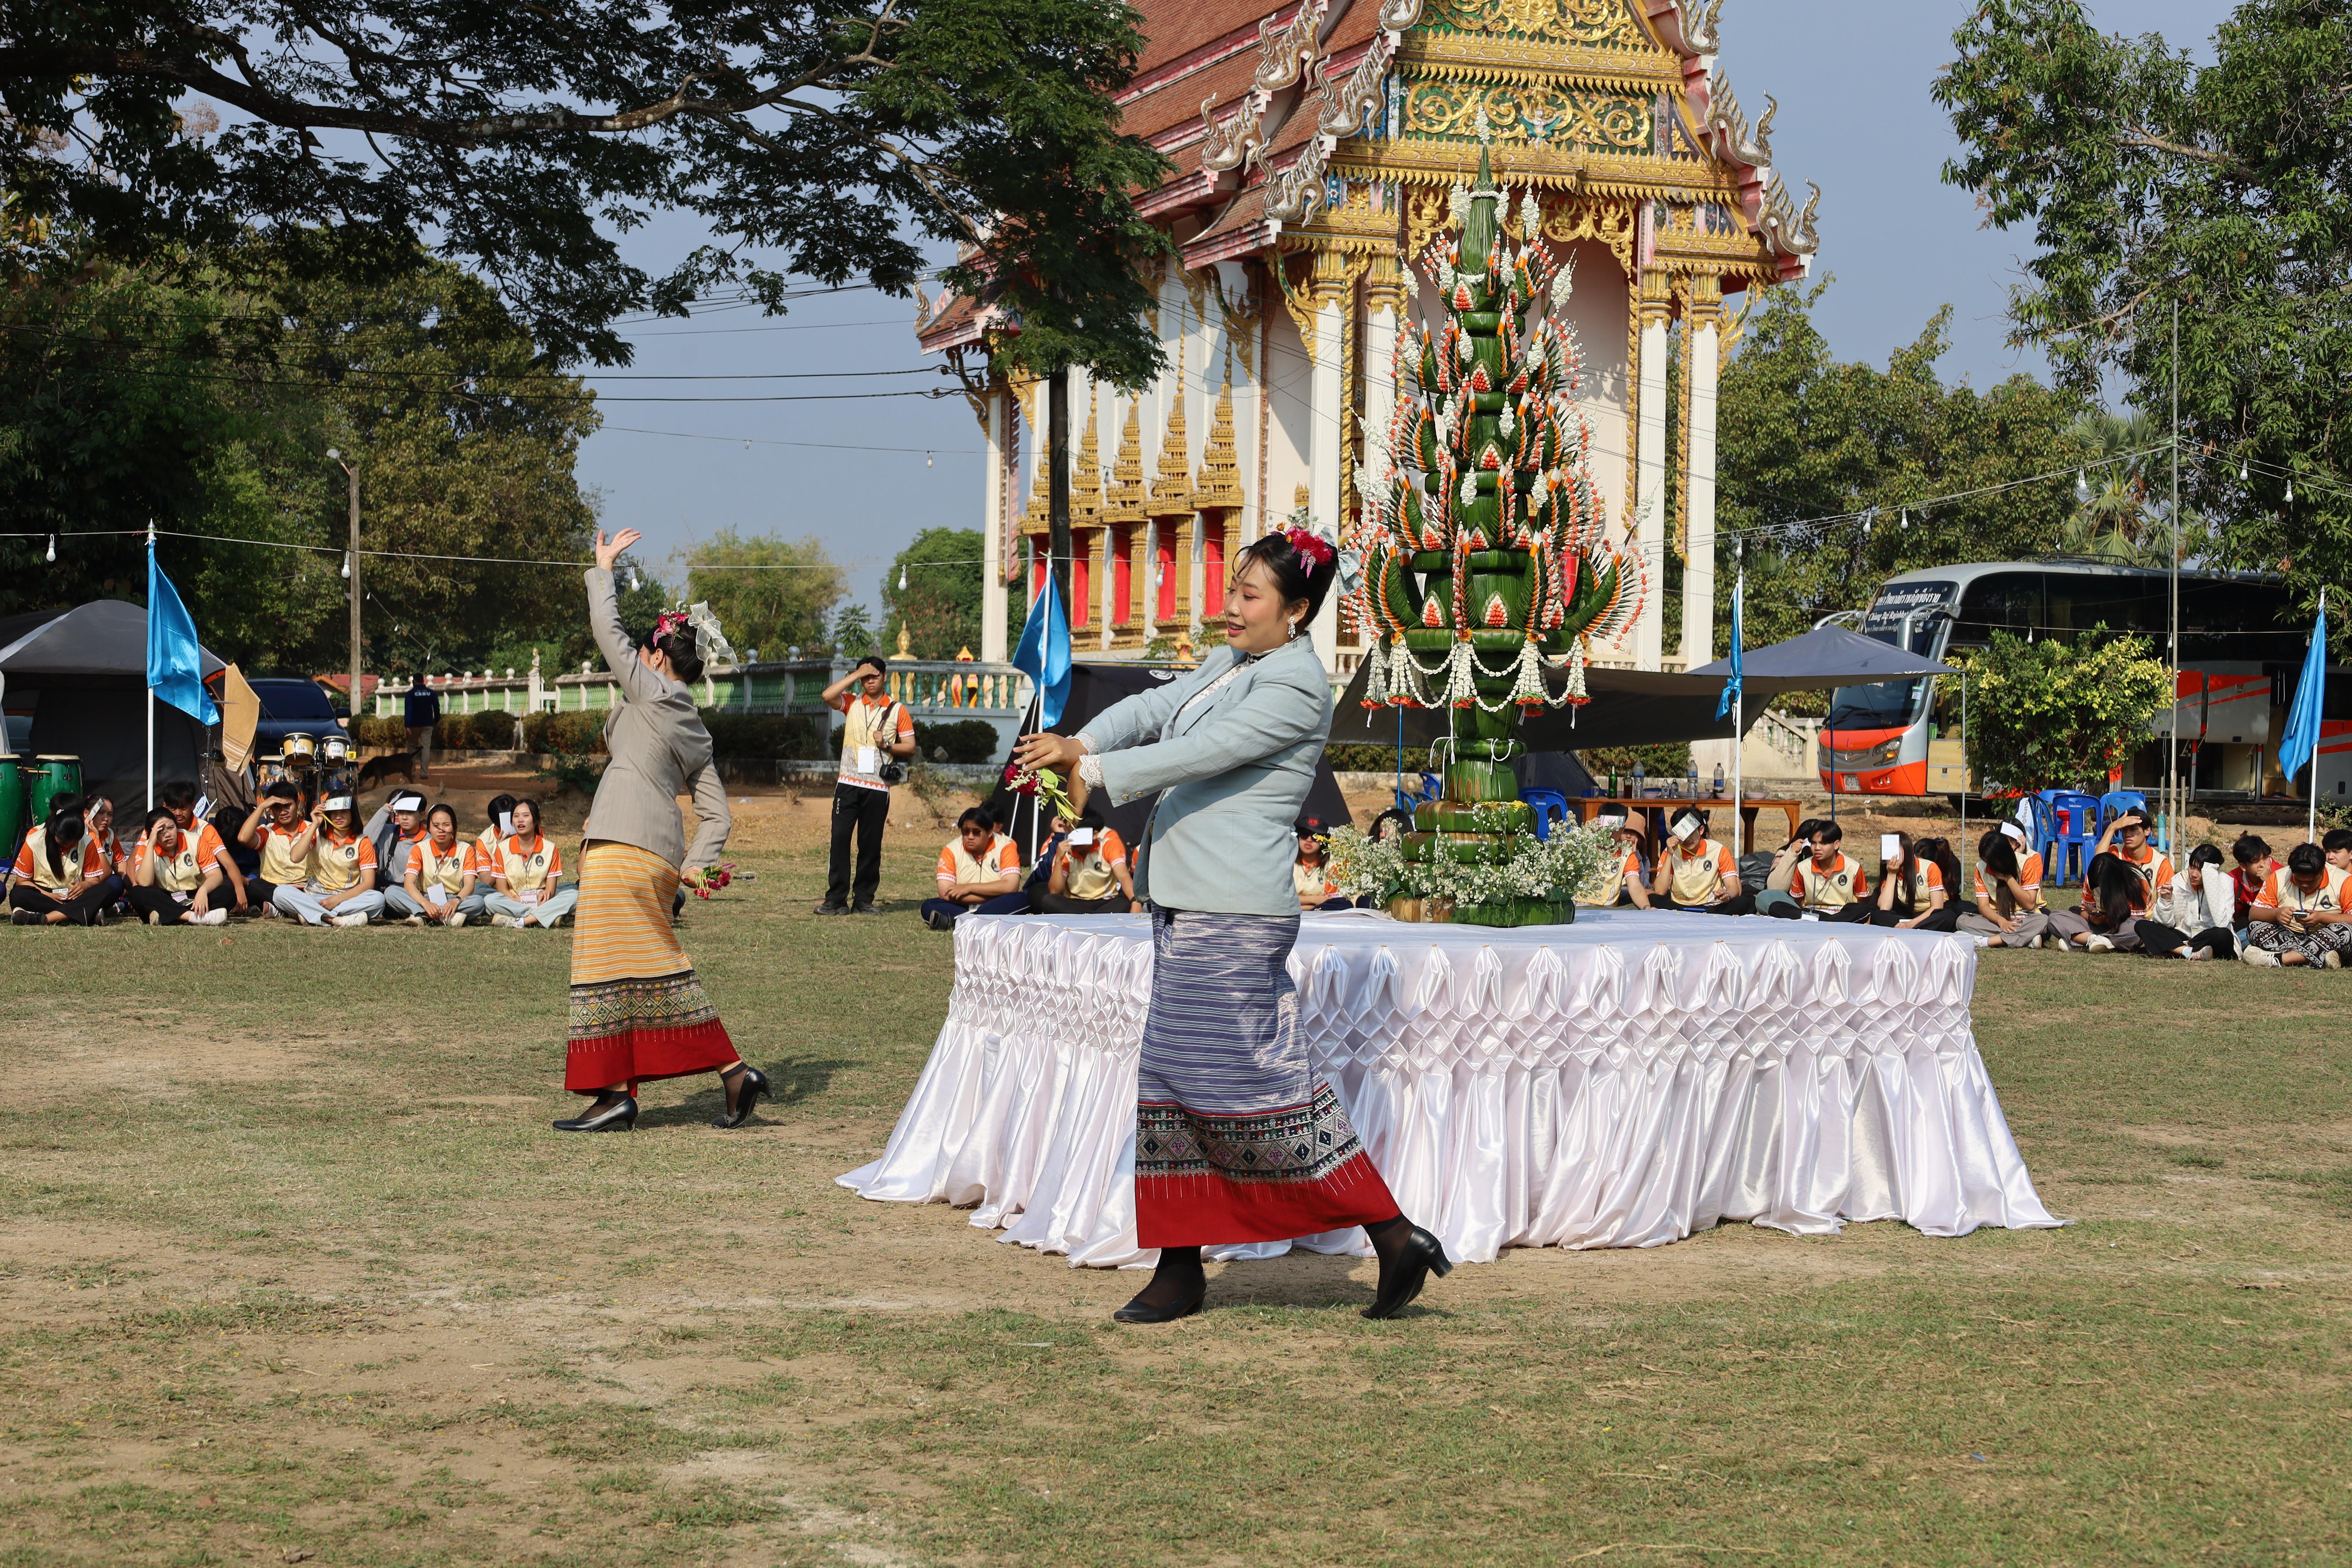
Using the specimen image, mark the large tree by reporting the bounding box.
[2,0,1170,370]
[879,525,983,659]
[683,528,845,659]
[1937,0,2352,611]
[1715,280,2091,653]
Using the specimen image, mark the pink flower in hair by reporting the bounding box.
[1285,527,1335,568]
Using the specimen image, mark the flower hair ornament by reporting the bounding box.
[656,601,738,665]
[1284,525,1337,570]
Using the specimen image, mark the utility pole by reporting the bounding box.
[1046,369,1073,622]
[2168,302,2181,851]
[329,449,361,731]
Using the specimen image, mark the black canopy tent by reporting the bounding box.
[0,600,227,808]
[1327,658,1753,752]
[983,660,1353,857]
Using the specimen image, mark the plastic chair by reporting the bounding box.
[2037,789,2100,886]
[2099,789,2147,831]
[1519,788,1570,842]
[1393,770,1441,814]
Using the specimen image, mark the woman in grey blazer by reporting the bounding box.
[1014,528,1448,1324]
[553,528,767,1135]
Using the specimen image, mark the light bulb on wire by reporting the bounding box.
[2239,459,2249,483]
[2286,479,2294,503]
[45,533,56,563]
[341,552,352,579]
[899,563,908,590]
[925,451,934,469]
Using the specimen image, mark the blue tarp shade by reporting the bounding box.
[1687,624,1955,691]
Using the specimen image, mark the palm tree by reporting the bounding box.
[2057,409,2171,563]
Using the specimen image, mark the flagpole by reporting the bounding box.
[145,526,156,812]
[1731,562,1744,856]
[2312,586,2327,847]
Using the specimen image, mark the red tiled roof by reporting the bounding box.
[1130,0,1291,80]
[915,292,987,354]
[1125,47,1265,147]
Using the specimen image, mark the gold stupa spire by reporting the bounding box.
[1104,399,1146,525]
[1150,337,1193,514]
[1194,372,1242,510]
[1071,383,1104,525]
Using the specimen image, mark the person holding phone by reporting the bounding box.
[1041,808,1136,915]
[1767,821,1873,921]
[1651,806,1753,914]
[1868,831,1955,930]
[2242,842,2352,966]
[817,654,915,916]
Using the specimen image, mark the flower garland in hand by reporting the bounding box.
[682,862,736,900]
[1001,760,1077,823]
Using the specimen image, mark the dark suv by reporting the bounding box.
[249,678,349,758]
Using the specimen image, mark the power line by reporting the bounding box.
[599,424,973,455]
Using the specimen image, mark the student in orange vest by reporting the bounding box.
[486,798,578,928]
[2093,810,2174,914]
[1043,809,1138,915]
[1868,830,1957,930]
[1769,821,1873,920]
[392,802,487,926]
[2242,842,2352,967]
[2045,851,2149,952]
[8,801,114,925]
[159,779,249,914]
[1649,806,1753,914]
[273,794,386,926]
[1960,822,2050,947]
[127,806,231,925]
[1582,812,1653,908]
[2228,833,2275,931]
[239,781,317,915]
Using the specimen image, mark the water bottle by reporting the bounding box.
[1687,759,1700,798]
[1632,761,1646,798]
[1713,761,1726,798]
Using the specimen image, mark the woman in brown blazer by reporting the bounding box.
[553,528,766,1134]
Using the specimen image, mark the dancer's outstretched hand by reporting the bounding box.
[593,528,642,573]
[1013,731,1084,773]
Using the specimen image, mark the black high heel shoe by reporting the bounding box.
[1362,1225,1452,1320]
[553,1095,637,1133]
[1112,1282,1206,1324]
[713,1065,769,1129]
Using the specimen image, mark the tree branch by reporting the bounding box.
[2123,126,2246,174]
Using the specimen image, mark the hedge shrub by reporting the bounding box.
[352,715,408,749]
[700,710,825,761]
[915,718,1001,765]
[522,710,609,756]
[435,710,522,751]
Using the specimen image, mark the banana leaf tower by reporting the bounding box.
[1337,119,1648,926]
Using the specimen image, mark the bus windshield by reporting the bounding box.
[1825,581,1955,734]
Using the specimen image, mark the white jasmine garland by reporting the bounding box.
[1326,819,1613,907]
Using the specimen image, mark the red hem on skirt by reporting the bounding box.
[1136,1150,1398,1248]
[565,1021,737,1093]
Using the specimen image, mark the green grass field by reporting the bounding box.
[2,805,2348,1566]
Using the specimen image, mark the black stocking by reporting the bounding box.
[1127,1245,1205,1311]
[1364,1213,1413,1272]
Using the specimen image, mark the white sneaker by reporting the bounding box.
[448,911,467,928]
[198,908,228,926]
[332,911,369,927]
[405,914,426,927]
[2185,946,2211,961]
[2327,950,2344,970]
[2084,934,2115,953]
[490,913,520,928]
[2243,947,2281,966]
[147,911,164,926]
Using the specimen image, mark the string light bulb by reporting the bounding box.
[2075,468,2089,502]
[2239,459,2249,483]
[45,533,56,563]
[899,563,909,590]
[1901,510,1909,530]
[341,552,352,579]
[2286,479,2294,503]
[926,451,934,468]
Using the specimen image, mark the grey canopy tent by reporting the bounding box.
[0,600,227,809]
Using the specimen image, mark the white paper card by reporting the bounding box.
[856,745,878,776]
[1881,833,1902,863]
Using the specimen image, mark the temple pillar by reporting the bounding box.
[1633,266,1672,670]
[1680,274,1723,669]
[982,385,1009,662]
[1361,253,1405,506]
[1306,247,1353,666]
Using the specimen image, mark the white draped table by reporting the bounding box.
[838,909,2058,1268]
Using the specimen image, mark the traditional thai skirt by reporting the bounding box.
[1135,908,1398,1248]
[565,842,736,1093]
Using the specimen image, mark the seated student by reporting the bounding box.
[486,798,578,928]
[2326,828,2352,878]
[2242,841,2352,967]
[1579,812,1653,908]
[127,807,231,925]
[8,801,114,925]
[1752,817,1822,917]
[81,795,131,916]
[2229,834,2276,931]
[240,781,316,913]
[274,794,386,926]
[1650,807,1753,914]
[923,807,1024,931]
[1368,808,1413,843]
[476,793,518,870]
[1769,821,1873,920]
[390,803,486,926]
[1039,810,1135,915]
[1868,831,1955,930]
[2096,810,2175,914]
[1960,822,2049,947]
[159,780,250,914]
[2045,851,2148,952]
[368,789,430,890]
[2140,843,2237,960]
[1291,820,1355,912]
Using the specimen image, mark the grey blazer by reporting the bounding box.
[579,569,731,870]
[1082,637,1332,916]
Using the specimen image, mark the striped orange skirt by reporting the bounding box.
[566,842,736,1094]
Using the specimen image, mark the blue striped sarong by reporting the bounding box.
[1135,908,1396,1248]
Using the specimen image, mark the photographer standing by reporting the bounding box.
[818,654,915,916]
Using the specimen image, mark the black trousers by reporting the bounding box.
[2137,920,2235,959]
[1034,891,1134,915]
[1672,892,1755,916]
[825,783,890,910]
[9,883,112,925]
[1870,905,1960,931]
[126,884,194,925]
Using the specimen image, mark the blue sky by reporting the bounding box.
[575,0,2236,613]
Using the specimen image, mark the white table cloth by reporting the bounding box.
[838,909,2059,1267]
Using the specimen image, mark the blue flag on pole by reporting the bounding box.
[1010,580,1073,730]
[2278,594,2328,786]
[147,542,218,724]
[1714,575,1744,721]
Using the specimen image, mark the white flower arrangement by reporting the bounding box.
[1326,817,1614,909]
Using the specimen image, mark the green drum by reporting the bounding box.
[0,753,23,862]
[27,755,81,821]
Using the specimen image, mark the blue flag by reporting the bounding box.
[2278,595,2328,786]
[1010,577,1073,730]
[1714,575,1744,721]
[147,542,219,725]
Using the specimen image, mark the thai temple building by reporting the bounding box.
[915,0,1816,675]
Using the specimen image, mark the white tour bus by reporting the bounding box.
[1821,561,2351,803]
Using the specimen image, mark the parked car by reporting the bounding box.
[250,678,349,759]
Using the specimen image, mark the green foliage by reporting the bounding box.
[1954,626,2172,792]
[1324,743,1424,774]
[881,528,986,659]
[683,531,844,661]
[830,603,879,658]
[913,719,1000,765]
[1579,744,1695,781]
[1938,0,2352,616]
[698,711,825,762]
[1715,280,2092,650]
[435,711,522,752]
[351,715,408,749]
[520,710,607,758]
[9,0,1171,377]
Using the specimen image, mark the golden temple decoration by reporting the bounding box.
[1104,399,1145,525]
[1403,81,1647,149]
[1072,384,1104,527]
[1019,432,1050,537]
[1274,250,1321,364]
[1423,0,1650,49]
[1196,374,1244,510]
[1150,337,1193,515]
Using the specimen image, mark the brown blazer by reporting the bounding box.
[579,569,731,870]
